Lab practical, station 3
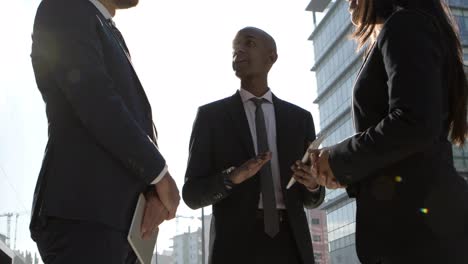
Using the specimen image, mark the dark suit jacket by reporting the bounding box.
[328,10,468,263]
[182,92,325,264]
[30,0,165,232]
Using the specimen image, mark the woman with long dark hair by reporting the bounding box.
[304,0,468,262]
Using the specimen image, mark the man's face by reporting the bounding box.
[232,29,276,80]
[113,0,139,9]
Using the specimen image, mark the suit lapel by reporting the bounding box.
[95,14,153,115]
[96,15,134,69]
[272,95,291,189]
[354,41,377,85]
[224,92,256,158]
[351,41,377,127]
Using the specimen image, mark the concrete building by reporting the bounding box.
[172,228,202,264]
[152,250,174,264]
[306,0,468,263]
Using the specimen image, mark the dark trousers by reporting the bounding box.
[253,213,302,264]
[32,217,138,264]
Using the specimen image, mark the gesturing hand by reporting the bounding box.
[141,192,168,240]
[155,171,180,220]
[228,152,272,184]
[310,149,346,190]
[291,160,319,190]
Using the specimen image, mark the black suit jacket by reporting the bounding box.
[30,0,165,232]
[182,92,325,264]
[328,10,468,262]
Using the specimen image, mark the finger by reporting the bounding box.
[317,172,328,186]
[326,176,339,190]
[141,201,157,234]
[295,161,306,172]
[292,174,308,186]
[292,169,311,179]
[166,207,177,220]
[295,163,314,177]
[308,148,320,154]
[309,150,320,160]
[142,227,160,241]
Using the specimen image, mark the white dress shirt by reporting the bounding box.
[239,88,286,209]
[88,0,167,184]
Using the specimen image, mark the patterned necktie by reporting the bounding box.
[107,19,131,56]
[251,98,279,238]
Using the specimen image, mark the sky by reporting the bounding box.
[0,0,321,260]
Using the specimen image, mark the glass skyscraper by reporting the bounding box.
[306,0,468,263]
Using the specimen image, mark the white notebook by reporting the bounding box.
[128,194,158,264]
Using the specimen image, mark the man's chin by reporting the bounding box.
[115,0,139,9]
[235,71,248,80]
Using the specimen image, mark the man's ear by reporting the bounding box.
[269,52,278,64]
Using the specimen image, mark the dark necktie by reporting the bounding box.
[107,19,131,56]
[251,98,279,238]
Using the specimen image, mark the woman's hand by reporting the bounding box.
[310,149,346,190]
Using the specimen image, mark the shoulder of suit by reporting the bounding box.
[378,9,439,42]
[275,97,311,117]
[197,96,233,113]
[36,0,98,25]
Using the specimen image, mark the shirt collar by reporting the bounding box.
[88,0,113,21]
[239,88,273,104]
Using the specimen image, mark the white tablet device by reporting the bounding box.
[128,194,158,264]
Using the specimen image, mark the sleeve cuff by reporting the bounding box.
[151,164,168,184]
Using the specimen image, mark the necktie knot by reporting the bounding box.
[251,98,266,108]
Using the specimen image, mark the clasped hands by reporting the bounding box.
[141,171,180,240]
[291,148,346,190]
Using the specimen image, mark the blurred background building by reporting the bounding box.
[307,209,330,264]
[171,227,202,264]
[306,0,468,263]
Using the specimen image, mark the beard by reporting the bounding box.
[114,0,139,9]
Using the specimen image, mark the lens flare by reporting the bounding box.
[419,208,429,214]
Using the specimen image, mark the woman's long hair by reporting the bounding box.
[352,0,468,146]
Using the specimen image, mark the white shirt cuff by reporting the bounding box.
[151,164,168,184]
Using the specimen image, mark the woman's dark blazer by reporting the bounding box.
[328,9,468,263]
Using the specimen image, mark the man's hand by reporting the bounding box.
[228,152,272,184]
[291,160,319,190]
[310,149,346,190]
[141,192,169,240]
[155,171,180,220]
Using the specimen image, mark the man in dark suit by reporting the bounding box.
[29,0,180,263]
[182,27,325,264]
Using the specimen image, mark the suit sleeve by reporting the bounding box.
[31,0,165,185]
[182,107,230,210]
[301,112,325,208]
[328,11,444,186]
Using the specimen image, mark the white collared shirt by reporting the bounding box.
[88,0,113,20]
[239,88,286,209]
[88,0,167,184]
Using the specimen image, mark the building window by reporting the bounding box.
[313,235,322,242]
[314,252,322,260]
[312,218,320,225]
